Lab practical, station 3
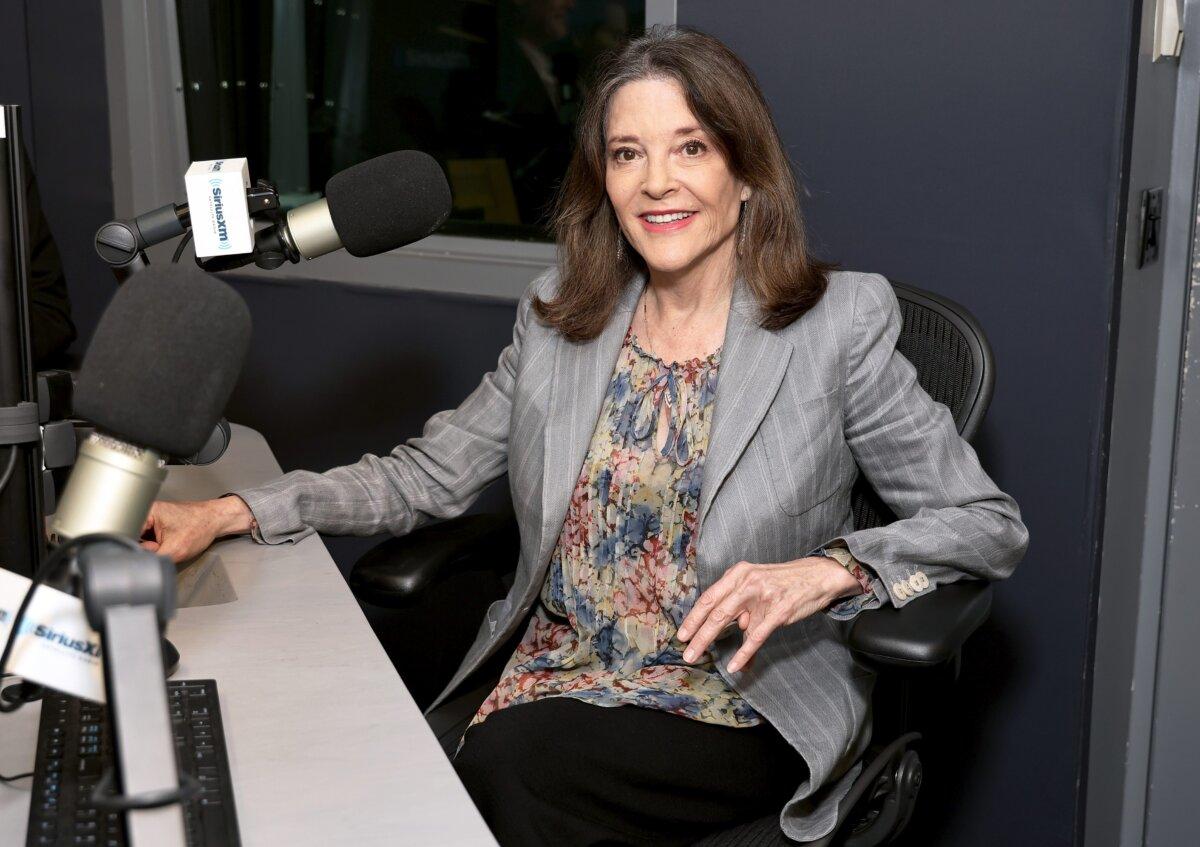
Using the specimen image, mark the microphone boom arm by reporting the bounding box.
[79,539,188,847]
[195,180,301,273]
[95,180,295,280]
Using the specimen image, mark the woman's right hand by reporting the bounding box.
[140,496,256,564]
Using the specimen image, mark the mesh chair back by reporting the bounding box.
[849,281,995,532]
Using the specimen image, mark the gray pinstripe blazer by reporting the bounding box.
[235,267,1029,843]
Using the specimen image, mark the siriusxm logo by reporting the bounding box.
[17,620,101,659]
[209,160,224,172]
[209,177,232,250]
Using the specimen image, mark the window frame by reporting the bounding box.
[102,0,677,300]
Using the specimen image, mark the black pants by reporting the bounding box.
[452,697,808,846]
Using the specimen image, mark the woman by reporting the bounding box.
[143,26,1028,845]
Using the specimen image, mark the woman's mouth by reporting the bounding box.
[639,211,697,232]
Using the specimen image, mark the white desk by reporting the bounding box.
[0,424,497,846]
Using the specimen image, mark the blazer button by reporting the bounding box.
[908,574,924,592]
[892,581,911,600]
[912,571,930,590]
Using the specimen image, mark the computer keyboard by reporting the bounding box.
[25,679,241,847]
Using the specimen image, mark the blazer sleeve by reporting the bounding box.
[229,270,550,544]
[815,273,1029,620]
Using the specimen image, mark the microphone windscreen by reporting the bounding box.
[324,150,452,257]
[74,266,252,457]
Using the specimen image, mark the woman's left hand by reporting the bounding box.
[677,557,862,673]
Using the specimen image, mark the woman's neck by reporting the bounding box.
[638,243,737,363]
[644,242,737,325]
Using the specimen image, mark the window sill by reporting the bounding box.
[224,234,556,301]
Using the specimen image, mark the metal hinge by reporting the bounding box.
[1155,0,1185,62]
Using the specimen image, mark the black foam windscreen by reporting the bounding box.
[74,266,252,457]
[324,150,452,257]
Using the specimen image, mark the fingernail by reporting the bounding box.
[683,649,695,663]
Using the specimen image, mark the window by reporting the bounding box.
[174,0,647,242]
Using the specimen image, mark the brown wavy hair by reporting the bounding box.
[533,25,836,341]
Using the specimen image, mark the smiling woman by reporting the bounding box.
[445,25,877,845]
[534,26,836,342]
[150,21,1028,847]
[608,83,748,285]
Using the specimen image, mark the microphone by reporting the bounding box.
[269,149,452,261]
[69,418,233,468]
[189,150,453,273]
[96,150,453,277]
[49,266,251,541]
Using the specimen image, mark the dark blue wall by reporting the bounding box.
[675,1,1139,844]
[220,274,520,575]
[0,0,117,356]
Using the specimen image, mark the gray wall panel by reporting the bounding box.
[1144,60,1200,842]
[1089,2,1180,845]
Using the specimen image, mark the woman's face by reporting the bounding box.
[605,77,750,280]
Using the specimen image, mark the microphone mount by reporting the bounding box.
[94,179,299,281]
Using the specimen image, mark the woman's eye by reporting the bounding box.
[682,140,707,156]
[612,148,637,163]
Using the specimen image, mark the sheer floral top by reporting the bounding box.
[463,323,764,746]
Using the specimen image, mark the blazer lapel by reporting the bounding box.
[536,274,644,573]
[696,277,793,536]
[534,273,792,579]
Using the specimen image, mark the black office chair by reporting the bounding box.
[350,280,998,846]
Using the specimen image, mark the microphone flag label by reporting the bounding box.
[0,568,107,703]
[185,157,253,258]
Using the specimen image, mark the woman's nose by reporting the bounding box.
[642,154,676,198]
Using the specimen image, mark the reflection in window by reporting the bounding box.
[175,0,645,241]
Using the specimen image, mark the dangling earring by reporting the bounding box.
[616,229,625,263]
[737,200,749,255]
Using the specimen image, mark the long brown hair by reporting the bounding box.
[533,25,836,341]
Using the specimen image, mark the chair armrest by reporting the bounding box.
[846,580,992,670]
[349,512,520,608]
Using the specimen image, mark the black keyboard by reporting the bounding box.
[26,679,241,847]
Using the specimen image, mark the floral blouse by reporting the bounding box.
[464,323,764,742]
